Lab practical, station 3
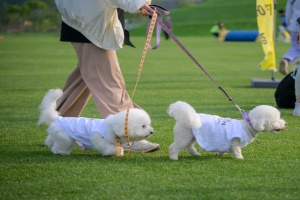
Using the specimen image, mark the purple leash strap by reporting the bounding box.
[148,5,252,122]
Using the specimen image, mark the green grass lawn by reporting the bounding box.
[0,33,299,200]
[132,0,286,36]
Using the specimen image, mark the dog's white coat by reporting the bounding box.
[167,101,286,160]
[38,89,154,156]
[54,117,109,150]
[192,114,251,152]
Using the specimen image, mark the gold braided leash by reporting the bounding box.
[115,11,158,156]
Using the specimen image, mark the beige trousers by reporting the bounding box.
[56,42,140,118]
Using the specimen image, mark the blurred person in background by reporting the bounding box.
[279,0,300,75]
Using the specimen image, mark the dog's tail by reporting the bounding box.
[38,89,63,126]
[167,101,201,129]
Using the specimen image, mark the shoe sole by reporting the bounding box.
[279,60,288,75]
[125,145,160,153]
[144,145,160,153]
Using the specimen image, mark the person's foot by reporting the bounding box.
[123,140,160,153]
[279,59,289,75]
[293,102,300,116]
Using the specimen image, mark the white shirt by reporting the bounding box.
[55,0,151,50]
[192,114,251,152]
[55,116,109,150]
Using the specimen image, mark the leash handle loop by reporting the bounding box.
[146,5,170,49]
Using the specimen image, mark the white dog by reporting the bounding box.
[167,101,286,160]
[38,89,154,156]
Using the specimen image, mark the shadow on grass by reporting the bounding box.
[1,144,237,166]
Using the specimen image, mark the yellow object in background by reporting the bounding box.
[256,0,276,71]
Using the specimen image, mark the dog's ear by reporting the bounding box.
[250,117,265,132]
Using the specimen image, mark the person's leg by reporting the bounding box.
[72,42,159,151]
[280,31,300,75]
[72,43,139,118]
[56,66,92,117]
[293,67,300,116]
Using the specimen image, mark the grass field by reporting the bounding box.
[132,0,286,36]
[0,32,299,199]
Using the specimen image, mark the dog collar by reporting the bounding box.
[242,111,259,143]
[242,112,251,126]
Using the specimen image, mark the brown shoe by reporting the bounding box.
[279,59,288,75]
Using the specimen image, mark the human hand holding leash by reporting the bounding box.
[140,4,155,16]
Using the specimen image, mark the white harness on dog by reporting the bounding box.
[55,116,109,150]
[192,114,252,152]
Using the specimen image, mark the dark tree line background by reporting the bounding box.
[0,0,198,34]
[0,0,60,33]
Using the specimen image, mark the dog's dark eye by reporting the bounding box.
[142,125,146,128]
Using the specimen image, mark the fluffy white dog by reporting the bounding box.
[38,89,154,156]
[167,101,286,160]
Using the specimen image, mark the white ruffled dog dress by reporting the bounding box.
[192,114,252,152]
[55,117,109,150]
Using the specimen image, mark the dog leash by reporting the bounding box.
[151,6,260,142]
[149,5,252,124]
[117,11,158,155]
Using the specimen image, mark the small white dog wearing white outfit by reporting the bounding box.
[38,89,154,156]
[167,101,286,160]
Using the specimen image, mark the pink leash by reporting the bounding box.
[148,5,250,121]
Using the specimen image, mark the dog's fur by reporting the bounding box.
[38,89,154,156]
[167,101,286,160]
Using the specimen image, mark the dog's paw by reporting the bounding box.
[51,149,70,155]
[116,146,124,157]
[193,152,202,157]
[215,152,225,157]
[169,154,179,161]
[233,155,244,159]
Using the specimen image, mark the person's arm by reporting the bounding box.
[285,0,293,27]
[109,0,154,14]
